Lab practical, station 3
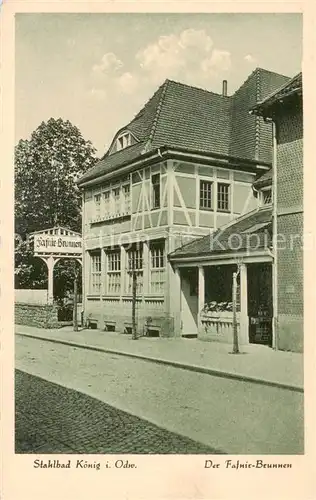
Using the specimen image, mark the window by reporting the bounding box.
[122,184,131,213]
[217,183,230,211]
[126,245,143,295]
[150,241,166,295]
[112,187,121,214]
[107,250,121,295]
[103,191,110,215]
[94,194,101,219]
[90,251,101,294]
[262,189,272,205]
[151,173,161,209]
[200,180,213,210]
[117,133,132,151]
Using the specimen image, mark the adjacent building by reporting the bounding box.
[252,73,303,352]
[77,68,290,339]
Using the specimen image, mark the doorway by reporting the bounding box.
[247,263,273,346]
[180,267,198,337]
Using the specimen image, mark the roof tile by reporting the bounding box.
[78,69,291,186]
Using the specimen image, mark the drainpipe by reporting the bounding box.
[271,120,278,350]
[252,184,261,207]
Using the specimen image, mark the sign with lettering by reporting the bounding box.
[34,234,82,256]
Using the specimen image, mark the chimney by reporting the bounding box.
[222,80,228,97]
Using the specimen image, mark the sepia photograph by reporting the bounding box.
[13,11,304,459]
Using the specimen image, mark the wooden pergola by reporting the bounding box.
[30,226,82,304]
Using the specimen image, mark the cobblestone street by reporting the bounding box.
[15,334,304,454]
[15,370,220,454]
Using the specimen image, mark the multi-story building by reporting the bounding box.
[77,68,289,337]
[252,73,303,352]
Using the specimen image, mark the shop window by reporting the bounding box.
[200,180,213,210]
[150,241,166,295]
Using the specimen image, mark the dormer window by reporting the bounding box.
[116,132,132,151]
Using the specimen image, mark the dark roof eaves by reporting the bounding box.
[250,72,302,116]
[169,244,271,261]
[167,145,271,169]
[77,143,158,187]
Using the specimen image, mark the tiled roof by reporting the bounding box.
[127,84,167,141]
[149,80,231,154]
[169,207,272,259]
[78,79,232,185]
[77,142,146,184]
[251,72,302,116]
[253,168,272,189]
[78,68,291,186]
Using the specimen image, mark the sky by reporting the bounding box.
[15,13,302,157]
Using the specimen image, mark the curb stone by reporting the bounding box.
[16,331,303,393]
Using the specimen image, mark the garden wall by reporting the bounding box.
[15,303,59,328]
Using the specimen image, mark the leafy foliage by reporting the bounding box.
[15,118,97,297]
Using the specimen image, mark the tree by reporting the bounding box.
[15,118,97,296]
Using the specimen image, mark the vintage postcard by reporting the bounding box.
[1,1,315,499]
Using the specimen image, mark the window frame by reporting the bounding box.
[90,251,101,295]
[261,187,272,206]
[199,180,213,211]
[126,245,143,295]
[151,173,161,210]
[106,250,121,295]
[94,193,101,219]
[116,132,132,151]
[122,183,131,213]
[217,182,230,212]
[103,190,110,216]
[149,240,166,296]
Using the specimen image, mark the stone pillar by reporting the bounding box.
[198,265,205,330]
[239,263,249,345]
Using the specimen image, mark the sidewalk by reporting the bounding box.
[15,324,304,391]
